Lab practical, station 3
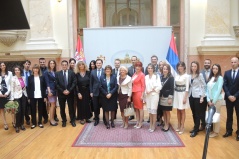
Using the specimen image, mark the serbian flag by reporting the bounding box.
[166,32,179,72]
[74,35,86,62]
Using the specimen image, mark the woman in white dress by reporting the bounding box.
[145,64,162,132]
[173,62,190,135]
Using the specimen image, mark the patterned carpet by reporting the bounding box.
[72,121,184,148]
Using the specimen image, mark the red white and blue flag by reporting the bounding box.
[74,35,86,62]
[166,32,179,72]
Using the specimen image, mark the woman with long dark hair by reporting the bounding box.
[44,60,58,126]
[206,64,223,138]
[0,62,13,130]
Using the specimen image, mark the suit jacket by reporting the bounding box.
[55,69,76,97]
[112,68,120,77]
[189,73,206,98]
[99,74,118,96]
[90,68,104,96]
[145,64,159,75]
[27,75,46,99]
[206,76,223,103]
[160,76,174,98]
[128,66,144,77]
[117,75,132,96]
[10,76,27,100]
[21,70,32,77]
[200,69,210,84]
[0,71,12,96]
[223,69,239,100]
[44,70,56,96]
[132,71,145,93]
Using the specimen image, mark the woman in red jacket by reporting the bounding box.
[132,61,145,129]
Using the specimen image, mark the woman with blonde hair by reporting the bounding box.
[75,61,92,124]
[117,66,132,129]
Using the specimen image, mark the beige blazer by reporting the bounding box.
[0,71,12,96]
[117,75,132,97]
[10,75,27,100]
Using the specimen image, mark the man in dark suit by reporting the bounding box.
[199,59,211,131]
[144,55,159,75]
[223,57,239,141]
[90,59,105,126]
[22,60,32,125]
[55,60,77,127]
[112,58,121,76]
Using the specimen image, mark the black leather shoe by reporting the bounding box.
[26,120,30,125]
[31,125,36,129]
[106,123,110,129]
[71,122,76,127]
[43,119,48,124]
[54,117,59,122]
[236,135,239,141]
[62,122,66,127]
[20,125,26,131]
[15,127,20,133]
[94,120,99,126]
[147,119,150,123]
[111,122,115,128]
[129,116,135,121]
[190,129,199,133]
[223,132,232,138]
[86,119,91,123]
[38,124,44,128]
[103,120,107,126]
[190,131,198,137]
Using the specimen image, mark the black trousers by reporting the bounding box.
[15,94,27,127]
[92,96,105,121]
[24,96,31,122]
[58,95,75,123]
[42,101,48,120]
[200,97,207,127]
[189,97,201,131]
[30,98,44,125]
[225,99,239,134]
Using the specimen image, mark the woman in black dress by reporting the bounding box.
[75,61,92,124]
[100,65,118,129]
[89,60,96,116]
[159,63,174,132]
[69,58,77,119]
[0,62,13,130]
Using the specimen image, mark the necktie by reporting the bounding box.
[115,69,118,75]
[64,71,67,89]
[206,71,209,82]
[25,72,28,86]
[97,69,101,80]
[232,70,236,81]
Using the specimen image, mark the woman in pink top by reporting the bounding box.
[132,61,145,129]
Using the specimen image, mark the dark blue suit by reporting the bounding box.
[44,71,56,96]
[223,69,239,134]
[90,68,104,121]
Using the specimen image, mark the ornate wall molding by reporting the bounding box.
[233,26,239,37]
[0,30,27,47]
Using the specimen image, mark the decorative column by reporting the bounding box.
[88,0,102,28]
[202,0,234,46]
[26,0,57,49]
[153,0,168,26]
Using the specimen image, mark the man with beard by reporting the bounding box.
[200,59,211,131]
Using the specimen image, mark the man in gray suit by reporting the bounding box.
[145,55,159,75]
[200,59,211,131]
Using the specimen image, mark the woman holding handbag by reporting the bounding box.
[159,64,174,132]
[117,66,132,129]
[10,66,28,133]
[206,64,223,138]
[145,64,162,132]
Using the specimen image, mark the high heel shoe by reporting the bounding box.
[178,128,184,135]
[134,123,139,128]
[124,124,128,129]
[12,122,16,128]
[162,128,169,132]
[111,122,115,128]
[4,124,8,130]
[50,122,58,126]
[136,124,142,129]
[149,129,155,133]
[15,127,20,133]
[106,123,110,129]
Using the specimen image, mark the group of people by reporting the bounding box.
[0,55,239,141]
